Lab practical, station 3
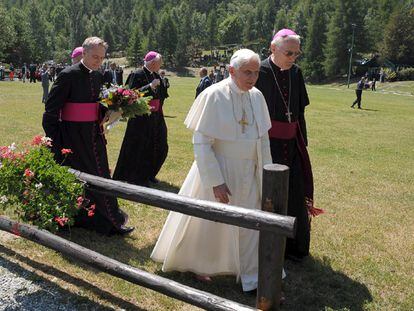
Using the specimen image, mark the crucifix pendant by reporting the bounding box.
[239,110,248,133]
[285,111,292,123]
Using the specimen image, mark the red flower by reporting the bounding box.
[54,216,69,227]
[61,148,73,155]
[24,168,34,178]
[87,204,96,217]
[117,87,124,94]
[76,196,84,208]
[31,135,43,146]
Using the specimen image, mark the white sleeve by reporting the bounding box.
[261,132,273,166]
[193,131,224,188]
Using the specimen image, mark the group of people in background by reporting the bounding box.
[33,27,317,301]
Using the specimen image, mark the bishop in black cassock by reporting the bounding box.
[42,38,131,235]
[256,29,323,260]
[114,51,168,186]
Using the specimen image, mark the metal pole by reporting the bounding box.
[347,24,356,88]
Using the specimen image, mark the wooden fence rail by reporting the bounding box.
[0,216,254,311]
[1,164,295,310]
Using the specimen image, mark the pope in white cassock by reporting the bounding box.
[150,49,273,292]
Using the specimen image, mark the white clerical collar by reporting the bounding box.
[228,77,247,94]
[144,65,153,74]
[81,60,93,73]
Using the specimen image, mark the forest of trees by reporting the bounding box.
[0,0,413,81]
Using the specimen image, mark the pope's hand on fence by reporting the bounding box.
[213,183,232,204]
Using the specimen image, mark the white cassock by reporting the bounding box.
[151,77,273,291]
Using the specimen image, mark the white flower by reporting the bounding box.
[35,183,43,189]
[41,136,52,146]
[0,195,8,204]
[8,143,16,151]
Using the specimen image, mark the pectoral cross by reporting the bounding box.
[285,111,292,123]
[239,110,249,133]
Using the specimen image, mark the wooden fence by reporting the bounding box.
[0,163,295,310]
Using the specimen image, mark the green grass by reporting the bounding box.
[0,79,413,310]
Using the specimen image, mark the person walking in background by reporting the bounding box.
[29,63,37,83]
[9,63,15,81]
[351,77,365,109]
[371,78,376,91]
[103,62,122,88]
[40,63,50,103]
[195,67,212,98]
[21,63,27,83]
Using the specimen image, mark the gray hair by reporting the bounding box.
[144,53,162,67]
[82,36,108,51]
[229,49,260,69]
[271,35,301,47]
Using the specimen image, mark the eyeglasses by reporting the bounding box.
[279,48,302,58]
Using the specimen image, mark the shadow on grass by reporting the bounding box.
[157,270,257,307]
[282,255,372,310]
[152,255,373,310]
[0,245,145,311]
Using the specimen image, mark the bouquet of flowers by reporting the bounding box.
[100,85,151,131]
[0,136,91,233]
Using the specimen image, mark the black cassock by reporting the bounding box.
[256,58,311,258]
[42,62,128,235]
[113,66,168,186]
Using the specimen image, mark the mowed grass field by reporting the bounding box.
[0,77,413,310]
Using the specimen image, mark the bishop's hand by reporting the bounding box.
[213,183,232,204]
[150,79,160,90]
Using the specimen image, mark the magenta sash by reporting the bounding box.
[149,99,160,112]
[268,120,297,139]
[61,102,99,122]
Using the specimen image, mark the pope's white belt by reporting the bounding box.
[213,139,258,161]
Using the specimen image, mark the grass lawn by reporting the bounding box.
[0,78,413,310]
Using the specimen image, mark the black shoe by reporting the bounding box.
[113,225,135,235]
[149,177,159,184]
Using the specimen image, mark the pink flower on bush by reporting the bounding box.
[61,148,73,155]
[41,136,53,147]
[54,216,69,227]
[31,135,43,146]
[87,204,96,217]
[117,87,124,94]
[24,168,34,178]
[76,196,84,208]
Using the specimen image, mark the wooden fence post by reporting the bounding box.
[257,164,293,311]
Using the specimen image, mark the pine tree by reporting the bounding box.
[127,24,143,67]
[323,1,349,78]
[382,5,414,65]
[157,12,178,66]
[301,2,327,82]
[0,5,16,62]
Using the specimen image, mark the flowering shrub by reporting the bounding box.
[0,135,86,233]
